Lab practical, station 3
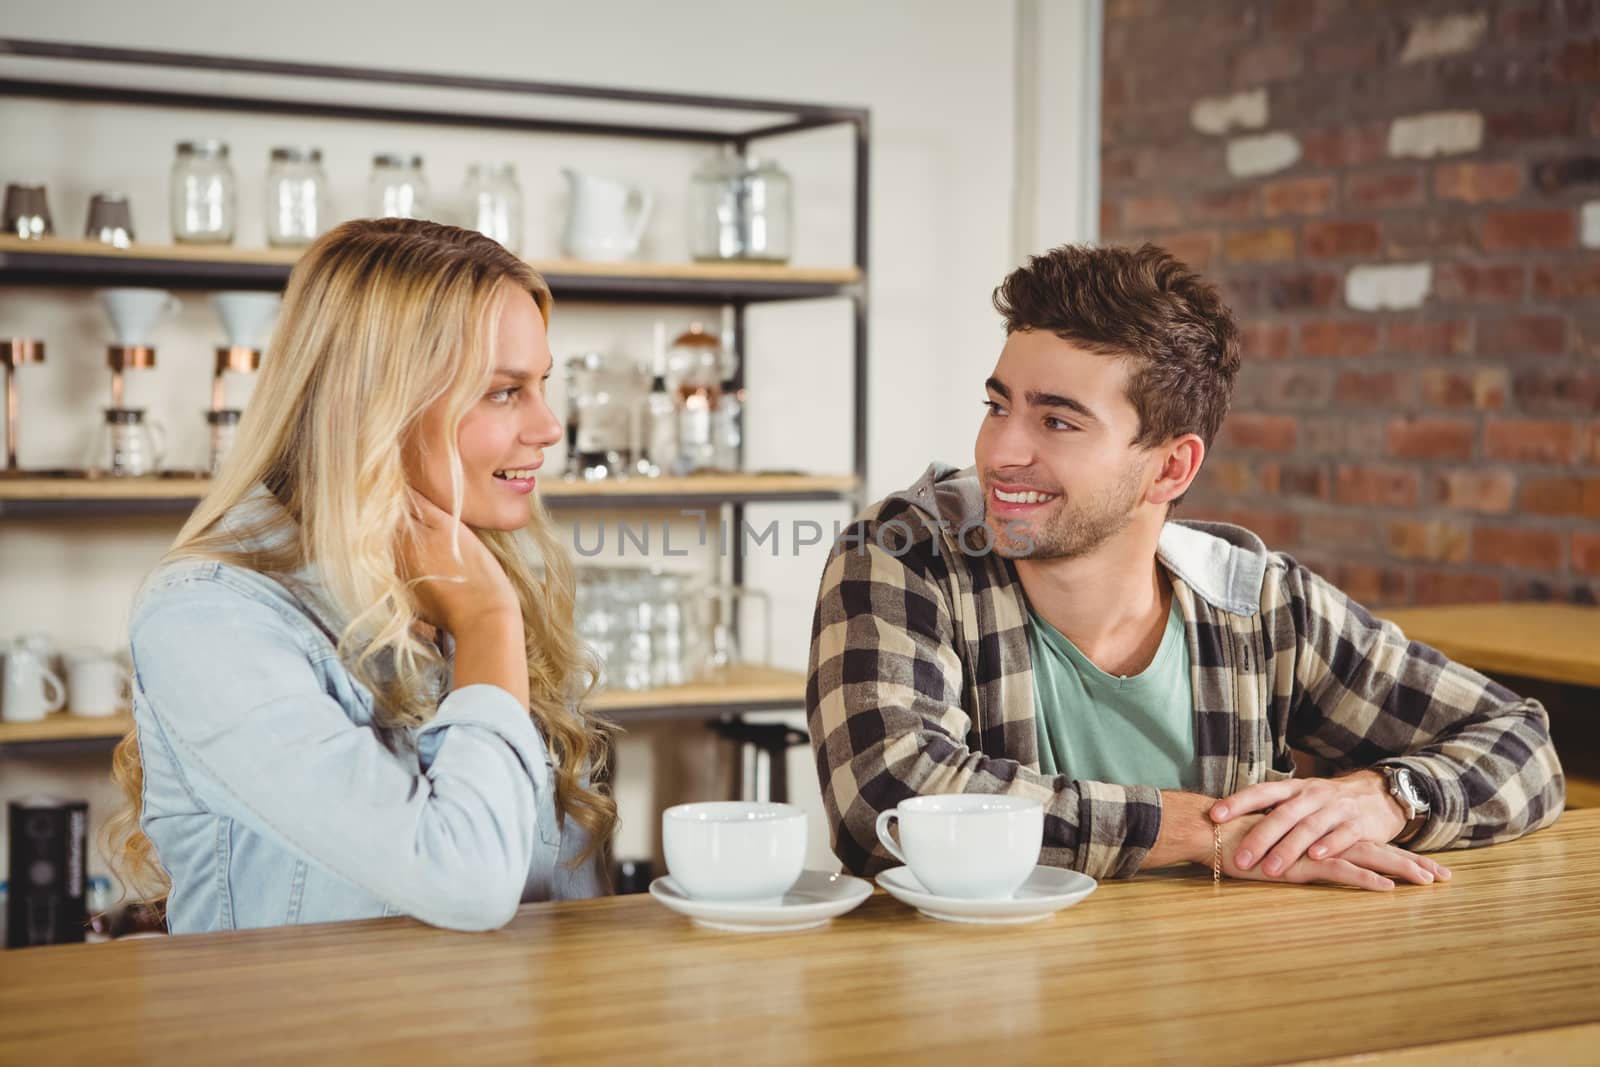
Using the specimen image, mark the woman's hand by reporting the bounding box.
[398,491,520,634]
[1210,773,1451,883]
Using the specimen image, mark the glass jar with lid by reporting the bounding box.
[171,139,236,244]
[265,146,328,247]
[689,147,793,263]
[464,161,524,254]
[368,153,429,220]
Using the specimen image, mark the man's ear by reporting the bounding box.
[1148,433,1206,507]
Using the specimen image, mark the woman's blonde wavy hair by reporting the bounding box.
[106,217,616,902]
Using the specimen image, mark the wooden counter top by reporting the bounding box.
[3,811,1597,1064]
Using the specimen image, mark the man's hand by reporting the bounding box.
[1209,772,1451,882]
[1215,815,1441,890]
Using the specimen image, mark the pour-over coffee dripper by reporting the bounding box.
[97,288,180,408]
[210,292,278,411]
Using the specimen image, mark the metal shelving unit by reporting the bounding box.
[0,38,871,752]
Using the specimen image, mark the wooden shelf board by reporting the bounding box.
[0,476,208,500]
[0,710,133,744]
[0,235,860,290]
[588,664,805,714]
[0,235,303,266]
[0,472,858,512]
[0,669,804,747]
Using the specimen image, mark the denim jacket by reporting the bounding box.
[128,488,605,934]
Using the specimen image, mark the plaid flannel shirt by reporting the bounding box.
[807,464,1566,880]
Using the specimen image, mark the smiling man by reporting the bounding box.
[806,243,1565,890]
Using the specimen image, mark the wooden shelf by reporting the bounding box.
[0,667,802,752]
[0,476,210,502]
[0,472,858,517]
[0,235,861,303]
[1380,603,1600,689]
[0,710,133,745]
[588,664,806,719]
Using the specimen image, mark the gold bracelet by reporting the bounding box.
[1212,821,1223,885]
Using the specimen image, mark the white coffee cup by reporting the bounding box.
[64,653,131,718]
[662,801,806,905]
[875,794,1044,900]
[2,643,67,723]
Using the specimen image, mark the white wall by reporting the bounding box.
[0,0,1096,891]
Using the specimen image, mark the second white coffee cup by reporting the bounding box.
[875,794,1044,900]
[662,801,806,905]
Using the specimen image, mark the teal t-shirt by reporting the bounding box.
[1026,599,1200,791]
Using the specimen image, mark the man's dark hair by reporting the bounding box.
[992,243,1241,452]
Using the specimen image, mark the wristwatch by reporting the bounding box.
[1381,765,1430,844]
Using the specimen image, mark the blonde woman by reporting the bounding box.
[107,218,616,933]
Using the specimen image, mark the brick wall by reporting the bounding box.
[1101,0,1600,606]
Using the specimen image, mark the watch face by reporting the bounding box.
[1396,770,1426,810]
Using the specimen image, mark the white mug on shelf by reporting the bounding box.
[2,640,67,722]
[13,632,57,671]
[64,650,132,718]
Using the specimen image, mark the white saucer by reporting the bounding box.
[649,869,872,932]
[875,864,1097,924]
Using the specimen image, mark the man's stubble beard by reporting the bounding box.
[988,460,1147,562]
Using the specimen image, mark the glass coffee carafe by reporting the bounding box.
[206,408,242,473]
[564,351,644,480]
[96,408,165,477]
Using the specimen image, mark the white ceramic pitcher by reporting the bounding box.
[561,169,653,262]
[2,639,66,722]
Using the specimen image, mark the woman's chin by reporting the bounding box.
[461,501,532,532]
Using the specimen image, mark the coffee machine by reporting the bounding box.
[5,798,89,948]
[94,288,181,477]
[210,292,276,412]
[99,288,177,410]
[207,293,277,473]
